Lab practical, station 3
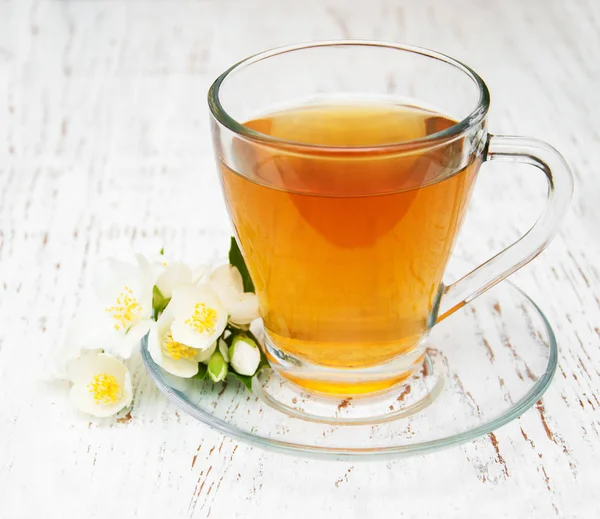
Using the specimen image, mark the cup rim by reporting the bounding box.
[208,40,490,153]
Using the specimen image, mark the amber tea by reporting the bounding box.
[219,102,479,393]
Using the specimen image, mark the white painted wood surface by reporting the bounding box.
[1,0,599,517]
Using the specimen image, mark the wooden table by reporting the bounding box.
[1,0,598,517]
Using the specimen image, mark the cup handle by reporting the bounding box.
[435,135,574,322]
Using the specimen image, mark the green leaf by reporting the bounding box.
[228,236,255,293]
[194,363,208,380]
[228,371,253,392]
[152,285,170,318]
[159,247,165,255]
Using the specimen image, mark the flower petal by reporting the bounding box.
[53,318,91,378]
[92,259,143,306]
[147,322,163,363]
[211,264,244,292]
[75,314,151,360]
[209,265,244,307]
[153,353,199,378]
[66,352,123,383]
[170,321,220,351]
[218,337,230,363]
[228,293,260,325]
[196,341,217,363]
[135,254,156,311]
[169,285,222,320]
[107,319,153,359]
[192,263,210,284]
[156,262,193,299]
[127,319,153,343]
[156,305,175,336]
[143,253,171,283]
[149,317,202,378]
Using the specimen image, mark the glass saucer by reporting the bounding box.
[141,264,556,460]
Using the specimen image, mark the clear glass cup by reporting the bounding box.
[208,41,573,397]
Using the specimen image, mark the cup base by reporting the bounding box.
[253,350,444,425]
[261,327,428,398]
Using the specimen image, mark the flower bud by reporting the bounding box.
[207,350,228,382]
[229,336,260,377]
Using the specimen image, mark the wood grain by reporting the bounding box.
[1,0,599,517]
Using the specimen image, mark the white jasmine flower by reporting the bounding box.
[147,307,216,378]
[229,336,261,376]
[67,353,133,417]
[209,265,259,325]
[169,285,228,351]
[75,257,154,358]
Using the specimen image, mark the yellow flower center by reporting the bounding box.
[163,332,197,360]
[184,302,217,334]
[105,286,142,330]
[88,373,122,405]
